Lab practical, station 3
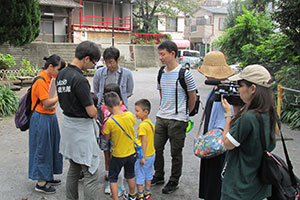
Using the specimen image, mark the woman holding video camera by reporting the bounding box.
[221,64,276,199]
[197,51,235,200]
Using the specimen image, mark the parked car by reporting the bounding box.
[177,50,201,69]
[230,64,242,74]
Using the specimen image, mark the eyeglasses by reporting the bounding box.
[90,59,96,68]
[104,60,116,66]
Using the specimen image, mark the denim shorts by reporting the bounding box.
[135,154,155,185]
[99,134,113,151]
[109,154,136,183]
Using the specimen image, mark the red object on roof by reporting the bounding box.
[173,40,190,49]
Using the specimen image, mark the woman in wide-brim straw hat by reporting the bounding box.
[198,51,234,200]
[198,51,234,79]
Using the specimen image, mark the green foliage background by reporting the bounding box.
[0,0,41,46]
[0,85,19,117]
[0,53,16,70]
[214,0,300,129]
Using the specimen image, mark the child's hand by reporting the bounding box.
[140,157,145,165]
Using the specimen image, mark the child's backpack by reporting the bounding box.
[157,66,200,117]
[15,76,45,131]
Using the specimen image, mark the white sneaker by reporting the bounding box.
[105,182,111,194]
[118,185,126,197]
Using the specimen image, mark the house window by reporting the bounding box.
[191,25,197,32]
[40,20,53,34]
[166,17,177,32]
[196,16,211,25]
[219,18,226,31]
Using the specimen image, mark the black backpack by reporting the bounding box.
[15,76,45,131]
[256,113,300,200]
[157,66,200,117]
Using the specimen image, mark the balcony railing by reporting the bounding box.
[131,33,166,44]
[72,10,131,31]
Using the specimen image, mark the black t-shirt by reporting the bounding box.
[56,64,93,118]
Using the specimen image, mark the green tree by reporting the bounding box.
[225,0,273,29]
[133,0,199,33]
[0,0,40,46]
[214,9,273,64]
[240,34,299,74]
[225,0,253,28]
[273,0,300,55]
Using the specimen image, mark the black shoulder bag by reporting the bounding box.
[256,113,300,200]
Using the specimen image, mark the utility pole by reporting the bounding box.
[112,0,115,47]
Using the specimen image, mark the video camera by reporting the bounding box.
[205,80,244,106]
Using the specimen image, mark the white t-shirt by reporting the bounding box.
[157,65,197,122]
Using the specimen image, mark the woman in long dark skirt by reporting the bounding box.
[29,55,65,194]
[197,51,235,200]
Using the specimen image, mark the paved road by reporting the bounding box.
[0,68,299,200]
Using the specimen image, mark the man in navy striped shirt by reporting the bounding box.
[151,40,197,194]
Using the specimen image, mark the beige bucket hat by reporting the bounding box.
[198,51,235,79]
[229,64,272,88]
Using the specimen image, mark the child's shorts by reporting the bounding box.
[135,153,156,185]
[99,134,113,152]
[109,154,136,183]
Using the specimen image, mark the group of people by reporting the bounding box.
[27,39,276,200]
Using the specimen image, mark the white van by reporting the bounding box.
[177,50,201,69]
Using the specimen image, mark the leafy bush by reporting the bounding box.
[240,34,299,74]
[214,9,273,64]
[0,85,19,117]
[19,58,39,76]
[0,53,16,70]
[276,65,300,129]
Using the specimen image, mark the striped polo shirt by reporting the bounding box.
[157,65,197,122]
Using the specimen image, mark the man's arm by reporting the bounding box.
[187,90,197,114]
[126,70,134,98]
[85,105,97,118]
[93,70,100,101]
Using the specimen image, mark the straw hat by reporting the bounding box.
[198,51,234,79]
[229,64,272,88]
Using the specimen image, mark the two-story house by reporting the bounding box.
[39,0,82,42]
[72,0,132,44]
[156,12,190,49]
[38,0,132,44]
[184,6,227,57]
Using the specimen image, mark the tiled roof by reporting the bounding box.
[39,0,82,8]
[200,6,228,14]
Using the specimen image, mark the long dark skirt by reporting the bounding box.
[199,153,226,200]
[28,111,63,181]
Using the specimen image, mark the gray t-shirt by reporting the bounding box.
[105,70,116,86]
[100,71,117,104]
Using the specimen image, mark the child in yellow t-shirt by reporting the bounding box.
[134,99,155,200]
[103,91,136,200]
